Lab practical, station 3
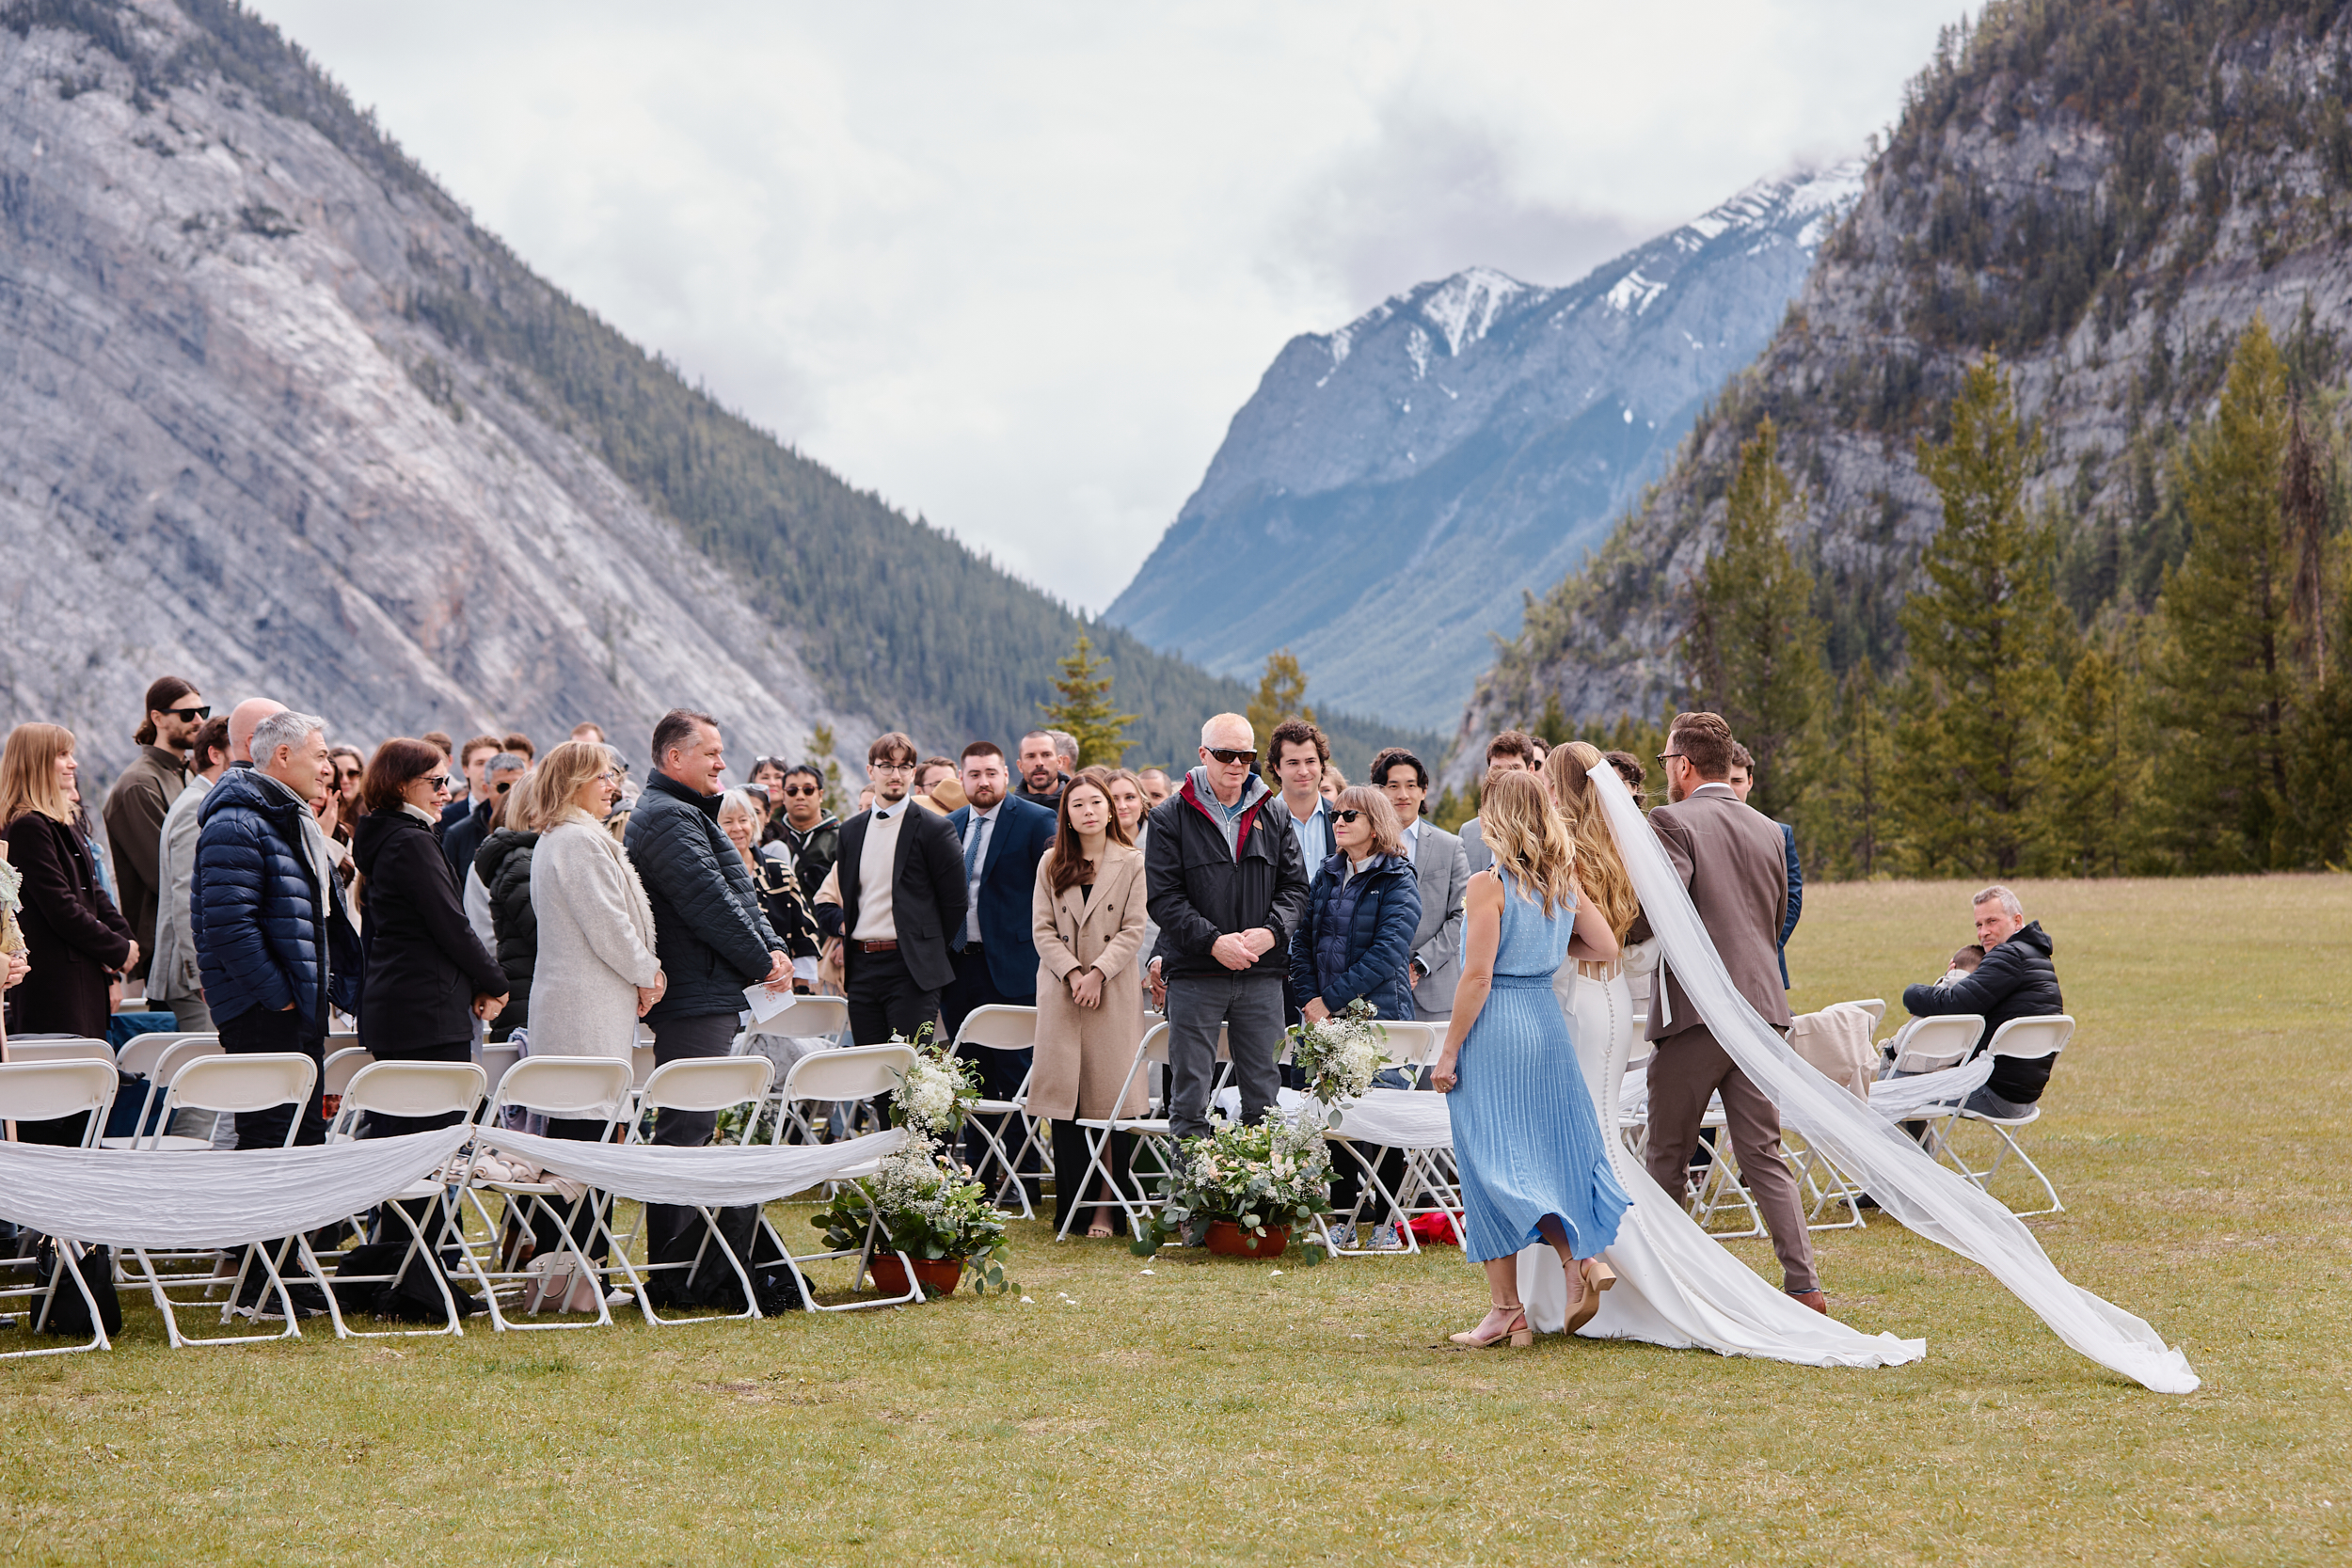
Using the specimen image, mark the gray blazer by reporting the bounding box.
[1405,820,1470,1019]
[1460,816,1491,877]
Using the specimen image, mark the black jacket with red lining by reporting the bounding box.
[1142,771,1311,982]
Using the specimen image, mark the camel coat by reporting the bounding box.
[528,812,662,1059]
[1026,842,1148,1120]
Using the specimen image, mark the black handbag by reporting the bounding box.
[33,1238,121,1338]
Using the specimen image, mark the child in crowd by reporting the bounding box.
[1937,944,1985,987]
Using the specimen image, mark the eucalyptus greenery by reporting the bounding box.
[1134,1116,1333,1264]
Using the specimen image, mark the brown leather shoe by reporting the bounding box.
[1788,1289,1828,1315]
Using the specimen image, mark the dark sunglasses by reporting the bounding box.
[781,784,820,797]
[424,774,453,791]
[1206,748,1258,766]
[166,705,212,722]
[1333,809,1366,823]
[495,780,515,794]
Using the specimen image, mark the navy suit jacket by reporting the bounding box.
[1776,821,1803,988]
[946,794,1057,1000]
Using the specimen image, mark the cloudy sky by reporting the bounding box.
[251,1,1968,613]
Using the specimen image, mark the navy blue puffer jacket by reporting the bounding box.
[191,765,359,1024]
[1287,852,1422,1021]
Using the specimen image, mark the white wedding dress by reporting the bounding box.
[1512,964,1926,1367]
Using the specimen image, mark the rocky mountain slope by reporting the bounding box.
[0,0,1421,791]
[1106,164,1862,730]
[1451,0,2352,779]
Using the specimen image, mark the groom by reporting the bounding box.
[1632,711,1825,1313]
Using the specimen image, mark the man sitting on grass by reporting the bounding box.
[1900,884,2062,1118]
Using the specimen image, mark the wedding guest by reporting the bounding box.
[1728,743,1802,988]
[1137,768,1172,808]
[1144,714,1311,1142]
[1015,730,1067,806]
[914,757,961,815]
[944,740,1056,1183]
[1604,751,1646,800]
[1900,884,2063,1117]
[718,788,820,987]
[1431,770,1628,1347]
[1104,768,1159,1003]
[353,740,508,1129]
[1319,763,1346,802]
[150,716,231,1030]
[443,735,501,827]
[501,733,536,765]
[0,724,134,1041]
[1029,769,1149,1239]
[1371,747,1469,1025]
[1266,719,1336,887]
[325,745,365,848]
[1288,785,1422,1250]
[1460,731,1539,875]
[569,722,607,746]
[445,752,524,880]
[473,795,543,1042]
[769,763,841,893]
[103,674,203,986]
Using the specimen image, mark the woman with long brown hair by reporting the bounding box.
[1430,769,1627,1349]
[1027,768,1149,1240]
[0,723,134,1042]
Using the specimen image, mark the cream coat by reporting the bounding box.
[528,812,661,1058]
[1026,841,1148,1120]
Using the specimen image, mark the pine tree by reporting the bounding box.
[1885,355,2065,877]
[1678,417,1826,821]
[1246,649,1315,741]
[1799,661,1895,879]
[2145,317,2304,870]
[1038,633,1137,768]
[1532,692,1572,748]
[2029,642,2139,876]
[807,723,849,818]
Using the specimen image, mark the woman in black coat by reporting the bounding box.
[352,739,508,1139]
[0,724,134,1042]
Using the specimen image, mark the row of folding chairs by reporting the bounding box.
[0,1040,934,1355]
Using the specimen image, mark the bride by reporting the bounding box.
[1514,742,1923,1367]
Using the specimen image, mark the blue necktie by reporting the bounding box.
[964,816,986,879]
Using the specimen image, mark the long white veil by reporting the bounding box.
[1587,767,2199,1394]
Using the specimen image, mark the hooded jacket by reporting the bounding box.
[1143,767,1311,983]
[474,826,541,1034]
[191,765,360,1025]
[355,807,508,1051]
[625,768,783,1022]
[1901,919,2063,1101]
[1288,851,1422,1021]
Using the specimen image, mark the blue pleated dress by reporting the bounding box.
[1447,876,1630,1263]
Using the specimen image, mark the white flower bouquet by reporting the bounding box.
[1136,1115,1335,1262]
[1287,997,1396,1122]
[889,1023,979,1138]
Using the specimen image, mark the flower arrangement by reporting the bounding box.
[1287,998,1396,1120]
[806,1024,1012,1296]
[1136,1115,1334,1263]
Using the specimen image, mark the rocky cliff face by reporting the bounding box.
[1106,165,1861,730]
[1451,0,2352,782]
[0,1,850,788]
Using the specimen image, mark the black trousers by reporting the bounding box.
[846,946,941,1129]
[644,1013,740,1264]
[1048,1118,1135,1236]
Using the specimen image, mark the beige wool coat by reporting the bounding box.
[528,812,662,1059]
[1026,842,1149,1121]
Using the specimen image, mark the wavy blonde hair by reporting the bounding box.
[516,740,617,832]
[1545,741,1641,943]
[1476,769,1578,917]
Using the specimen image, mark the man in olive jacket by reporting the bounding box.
[624,710,788,1272]
[1145,713,1311,1141]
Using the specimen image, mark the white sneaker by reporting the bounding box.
[1368,1222,1406,1252]
[1325,1222,1359,1250]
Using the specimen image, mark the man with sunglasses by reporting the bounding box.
[1143,713,1311,1148]
[102,674,207,985]
[442,752,525,882]
[767,762,841,895]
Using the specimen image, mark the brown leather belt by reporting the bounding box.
[858,939,898,953]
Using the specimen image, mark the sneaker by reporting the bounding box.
[1367,1221,1406,1252]
[1325,1222,1359,1250]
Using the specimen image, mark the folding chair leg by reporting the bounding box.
[4,1240,112,1359]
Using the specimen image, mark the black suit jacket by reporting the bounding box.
[816,802,970,992]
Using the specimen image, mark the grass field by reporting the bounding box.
[2,876,2347,1567]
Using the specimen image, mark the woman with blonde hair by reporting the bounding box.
[1430,769,1628,1348]
[0,723,134,1042]
[522,741,664,1059]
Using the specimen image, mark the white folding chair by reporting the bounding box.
[741,997,853,1142]
[1941,1015,2074,1215]
[322,1046,376,1103]
[477,1042,521,1101]
[949,1005,1045,1215]
[117,1053,326,1348]
[1876,1013,1988,1079]
[2,1038,116,1065]
[1319,1020,1443,1254]
[1057,1022,1182,1241]
[0,1061,124,1357]
[114,1032,208,1081]
[310,1061,488,1338]
[598,1056,776,1326]
[103,1037,228,1150]
[452,1056,634,1332]
[771,1044,924,1309]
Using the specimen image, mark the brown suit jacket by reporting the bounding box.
[1638,784,1791,1040]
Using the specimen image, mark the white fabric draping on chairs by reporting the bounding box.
[482,1127,905,1206]
[1868,1056,1994,1119]
[0,1125,474,1248]
[1588,767,2199,1394]
[1329,1087,1454,1148]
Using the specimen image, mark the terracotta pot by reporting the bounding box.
[1204,1220,1290,1259]
[869,1255,963,1299]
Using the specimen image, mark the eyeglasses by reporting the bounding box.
[1332,809,1365,823]
[1205,748,1258,767]
[781,784,820,798]
[597,769,622,784]
[871,760,915,774]
[166,705,211,722]
[1656,752,1685,764]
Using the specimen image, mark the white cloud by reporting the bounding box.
[246,0,1967,612]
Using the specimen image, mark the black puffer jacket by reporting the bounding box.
[624,768,782,1022]
[1144,769,1311,982]
[355,808,508,1053]
[1902,920,2063,1101]
[474,827,540,1037]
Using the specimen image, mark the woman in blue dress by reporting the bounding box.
[1432,769,1629,1348]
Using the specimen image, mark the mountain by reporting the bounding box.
[1104,164,1864,731]
[1454,0,2352,778]
[0,0,1424,789]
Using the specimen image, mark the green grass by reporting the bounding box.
[4,875,2349,1566]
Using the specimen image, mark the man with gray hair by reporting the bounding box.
[444,751,526,879]
[1143,713,1311,1145]
[1900,883,2063,1117]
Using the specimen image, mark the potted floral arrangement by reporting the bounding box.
[1136,1115,1335,1263]
[1287,998,1398,1122]
[807,1027,1014,1299]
